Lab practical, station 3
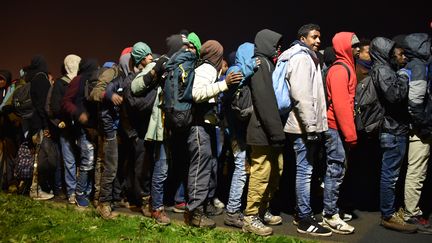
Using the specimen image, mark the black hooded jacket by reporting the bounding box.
[370,37,409,135]
[246,29,285,146]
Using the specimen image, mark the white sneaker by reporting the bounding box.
[213,198,225,209]
[263,210,283,225]
[30,187,54,201]
[68,193,76,204]
[321,214,355,234]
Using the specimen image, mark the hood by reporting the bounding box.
[0,69,12,86]
[119,53,131,75]
[187,32,202,56]
[402,33,431,62]
[78,59,99,76]
[370,37,395,66]
[25,55,49,81]
[279,41,312,62]
[200,40,224,71]
[254,29,282,58]
[235,42,256,78]
[166,34,184,58]
[332,32,356,67]
[131,42,152,65]
[64,54,81,80]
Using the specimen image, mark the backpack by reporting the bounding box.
[13,141,34,180]
[354,75,385,135]
[230,84,253,121]
[123,72,157,115]
[84,67,108,101]
[163,50,197,131]
[12,82,33,119]
[272,58,291,116]
[323,61,351,109]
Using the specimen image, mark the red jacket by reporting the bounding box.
[326,32,358,145]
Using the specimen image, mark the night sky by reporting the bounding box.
[1,0,430,78]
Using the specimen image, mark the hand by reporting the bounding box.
[306,132,319,142]
[111,93,123,106]
[254,57,261,69]
[58,121,66,129]
[43,129,51,138]
[225,71,243,86]
[78,112,89,124]
[153,55,169,76]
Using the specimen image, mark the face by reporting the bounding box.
[301,30,321,52]
[394,47,407,67]
[188,44,197,55]
[141,54,153,67]
[0,78,6,88]
[221,59,228,74]
[358,45,371,61]
[352,44,360,59]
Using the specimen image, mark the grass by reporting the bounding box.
[0,193,316,243]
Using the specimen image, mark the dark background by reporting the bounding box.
[1,0,430,78]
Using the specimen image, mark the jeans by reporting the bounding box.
[132,138,152,205]
[379,132,407,218]
[99,132,119,203]
[76,128,95,197]
[60,130,77,196]
[151,142,168,210]
[226,138,247,213]
[289,134,320,219]
[323,128,346,216]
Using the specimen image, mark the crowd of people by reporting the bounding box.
[1,23,432,237]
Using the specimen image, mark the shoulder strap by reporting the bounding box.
[332,62,351,80]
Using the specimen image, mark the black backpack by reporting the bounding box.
[354,75,385,135]
[230,83,253,121]
[123,72,157,115]
[12,82,33,119]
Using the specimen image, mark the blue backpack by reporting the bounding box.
[272,57,291,116]
[163,50,197,131]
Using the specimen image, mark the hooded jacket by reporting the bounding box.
[51,54,81,122]
[246,29,285,146]
[403,33,432,138]
[370,37,409,135]
[27,55,51,134]
[62,59,99,128]
[283,41,328,134]
[326,32,358,144]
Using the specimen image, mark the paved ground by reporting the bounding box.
[110,204,431,243]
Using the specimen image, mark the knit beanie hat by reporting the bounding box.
[131,42,152,65]
[187,32,202,56]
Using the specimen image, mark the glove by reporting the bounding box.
[153,55,169,76]
[306,132,319,142]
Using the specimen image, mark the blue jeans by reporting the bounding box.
[60,131,77,196]
[76,128,95,197]
[151,142,168,210]
[175,183,185,204]
[227,139,246,213]
[323,128,346,216]
[289,134,320,219]
[379,132,407,218]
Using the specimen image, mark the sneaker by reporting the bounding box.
[96,202,116,220]
[406,216,432,234]
[297,216,332,237]
[141,196,152,217]
[75,195,90,207]
[152,208,171,226]
[205,200,223,216]
[242,215,273,236]
[263,210,283,225]
[68,193,76,204]
[212,198,225,209]
[381,211,417,233]
[30,187,54,201]
[340,212,353,222]
[173,202,186,213]
[187,208,216,228]
[292,213,300,226]
[321,214,355,234]
[224,211,244,228]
